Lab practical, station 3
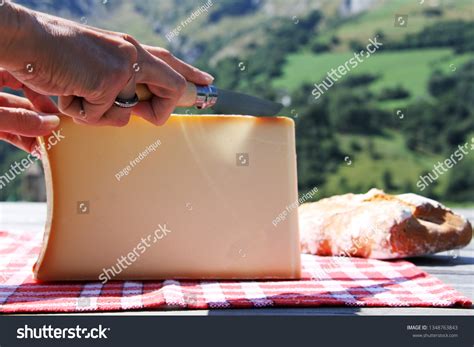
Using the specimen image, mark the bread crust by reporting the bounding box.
[299,189,472,259]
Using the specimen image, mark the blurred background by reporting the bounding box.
[1,0,473,204]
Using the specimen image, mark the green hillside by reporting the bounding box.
[324,131,445,197]
[319,0,474,49]
[268,1,474,203]
[2,0,473,203]
[274,48,474,101]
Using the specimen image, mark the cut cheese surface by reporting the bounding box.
[35,115,301,281]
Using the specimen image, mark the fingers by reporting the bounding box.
[60,73,137,127]
[0,107,60,137]
[133,97,175,126]
[0,86,58,154]
[0,87,57,153]
[70,100,132,127]
[0,69,58,115]
[0,92,34,110]
[0,132,38,154]
[128,43,187,125]
[134,45,187,92]
[0,68,23,89]
[92,76,136,127]
[58,80,133,127]
[143,45,214,85]
[58,94,116,124]
[23,86,59,114]
[57,34,139,125]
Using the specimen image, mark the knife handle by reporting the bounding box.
[136,83,217,109]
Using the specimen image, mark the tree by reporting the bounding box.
[293,86,341,192]
[382,170,398,192]
[445,155,474,202]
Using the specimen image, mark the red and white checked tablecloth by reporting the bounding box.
[0,230,471,313]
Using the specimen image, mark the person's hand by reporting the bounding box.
[0,69,59,153]
[3,3,213,127]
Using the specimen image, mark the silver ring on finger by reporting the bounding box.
[114,93,139,108]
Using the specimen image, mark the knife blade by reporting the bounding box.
[212,88,283,116]
[136,83,283,116]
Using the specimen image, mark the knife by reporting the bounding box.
[136,83,283,116]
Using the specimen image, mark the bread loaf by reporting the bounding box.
[299,189,472,259]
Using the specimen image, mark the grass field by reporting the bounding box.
[275,1,474,202]
[321,130,447,198]
[274,48,474,101]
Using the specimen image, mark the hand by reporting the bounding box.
[3,4,213,127]
[0,69,59,153]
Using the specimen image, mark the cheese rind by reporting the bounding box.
[34,115,301,281]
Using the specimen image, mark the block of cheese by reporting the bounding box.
[34,115,301,281]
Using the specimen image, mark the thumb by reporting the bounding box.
[0,107,60,137]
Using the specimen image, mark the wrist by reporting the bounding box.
[0,2,48,72]
[0,2,21,66]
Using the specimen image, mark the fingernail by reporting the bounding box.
[203,73,214,83]
[40,115,60,128]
